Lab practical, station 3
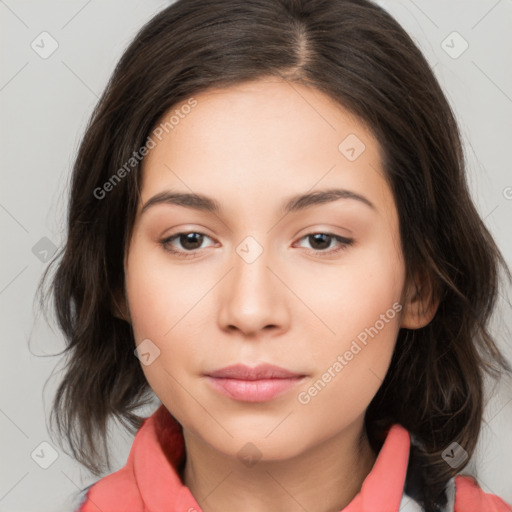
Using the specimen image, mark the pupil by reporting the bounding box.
[311,233,330,250]
[182,233,202,250]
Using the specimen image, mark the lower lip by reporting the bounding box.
[205,376,306,402]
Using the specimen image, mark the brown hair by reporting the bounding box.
[36,0,511,509]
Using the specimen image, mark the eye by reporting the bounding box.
[159,231,354,259]
[160,232,216,258]
[294,233,354,256]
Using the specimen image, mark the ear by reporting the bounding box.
[400,269,439,329]
[110,286,131,323]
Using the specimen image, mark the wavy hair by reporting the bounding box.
[36,0,511,509]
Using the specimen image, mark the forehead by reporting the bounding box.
[138,77,393,219]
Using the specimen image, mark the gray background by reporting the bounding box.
[1,1,511,510]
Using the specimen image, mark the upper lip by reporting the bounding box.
[206,364,305,380]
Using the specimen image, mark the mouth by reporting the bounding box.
[204,363,307,402]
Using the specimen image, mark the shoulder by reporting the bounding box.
[74,468,143,511]
[74,411,169,511]
[454,475,511,512]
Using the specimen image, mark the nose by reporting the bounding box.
[217,241,290,338]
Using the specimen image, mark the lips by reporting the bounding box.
[205,364,307,402]
[207,363,305,380]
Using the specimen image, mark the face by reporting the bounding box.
[124,77,409,461]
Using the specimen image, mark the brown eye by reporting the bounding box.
[295,233,354,256]
[160,231,215,258]
[175,232,204,250]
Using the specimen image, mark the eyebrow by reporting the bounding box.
[140,187,376,216]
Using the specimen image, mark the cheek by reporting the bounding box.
[124,242,196,389]
[126,257,197,422]
[292,233,404,413]
[295,299,402,428]
[292,231,404,355]
[125,238,200,340]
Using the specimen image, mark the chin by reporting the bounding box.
[206,424,310,462]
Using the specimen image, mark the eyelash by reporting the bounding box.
[159,231,354,259]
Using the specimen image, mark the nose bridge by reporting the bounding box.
[218,233,287,334]
[231,233,275,306]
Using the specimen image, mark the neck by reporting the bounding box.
[182,418,377,512]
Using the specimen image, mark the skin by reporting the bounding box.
[121,77,437,512]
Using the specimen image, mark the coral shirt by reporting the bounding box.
[76,405,511,512]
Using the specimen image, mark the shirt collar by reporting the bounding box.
[133,404,410,512]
